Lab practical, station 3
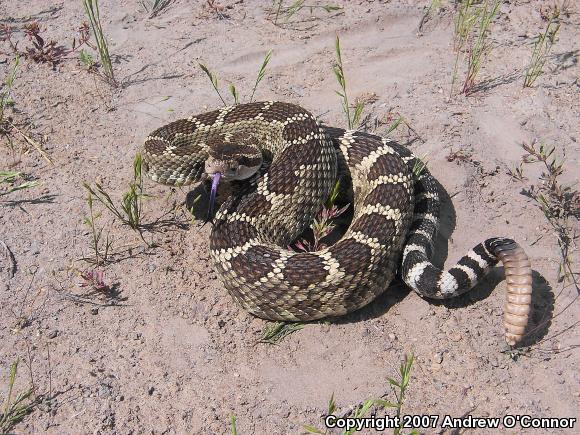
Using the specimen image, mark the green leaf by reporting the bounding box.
[231,415,237,435]
[334,35,342,64]
[322,5,341,13]
[352,102,364,128]
[229,83,239,105]
[388,378,400,387]
[250,49,273,102]
[199,62,227,105]
[386,117,403,134]
[327,392,336,415]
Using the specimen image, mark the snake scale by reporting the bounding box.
[142,101,532,345]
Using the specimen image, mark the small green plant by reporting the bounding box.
[228,83,240,105]
[294,180,349,252]
[0,360,35,434]
[377,111,424,144]
[386,116,403,135]
[0,171,39,196]
[509,142,578,285]
[250,50,273,103]
[230,415,238,435]
[199,63,227,105]
[79,49,97,71]
[523,6,561,87]
[411,155,429,178]
[83,191,113,266]
[454,0,478,49]
[82,0,116,86]
[83,154,148,237]
[389,354,415,435]
[269,1,341,26]
[199,49,273,106]
[140,0,172,17]
[304,354,416,435]
[452,0,501,95]
[259,321,304,344]
[333,36,364,129]
[304,394,339,434]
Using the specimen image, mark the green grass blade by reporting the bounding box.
[199,63,227,105]
[250,49,273,102]
[259,321,304,344]
[82,0,116,85]
[386,117,403,134]
[231,415,237,435]
[229,84,240,105]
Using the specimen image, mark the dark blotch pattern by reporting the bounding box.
[329,239,372,276]
[282,253,329,288]
[367,153,406,181]
[223,103,264,124]
[350,213,397,247]
[281,118,320,142]
[414,197,432,214]
[194,109,221,126]
[144,138,169,154]
[366,183,410,212]
[229,245,280,284]
[153,119,196,139]
[457,255,485,277]
[260,102,310,122]
[171,144,206,157]
[210,142,257,160]
[415,263,443,297]
[448,267,472,289]
[474,242,497,264]
[267,140,316,194]
[210,219,258,252]
[344,133,379,167]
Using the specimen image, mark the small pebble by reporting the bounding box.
[433,352,443,364]
[90,307,99,315]
[48,330,58,339]
[448,331,462,342]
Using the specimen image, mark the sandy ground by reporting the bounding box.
[0,0,579,434]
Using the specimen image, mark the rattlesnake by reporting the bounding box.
[142,101,532,345]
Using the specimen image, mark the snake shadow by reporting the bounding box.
[331,178,555,347]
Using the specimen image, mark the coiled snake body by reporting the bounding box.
[142,102,532,345]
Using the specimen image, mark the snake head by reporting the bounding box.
[204,137,263,220]
[204,148,263,181]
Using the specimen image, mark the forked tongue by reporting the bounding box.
[208,172,221,220]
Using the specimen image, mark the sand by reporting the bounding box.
[0,0,578,433]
